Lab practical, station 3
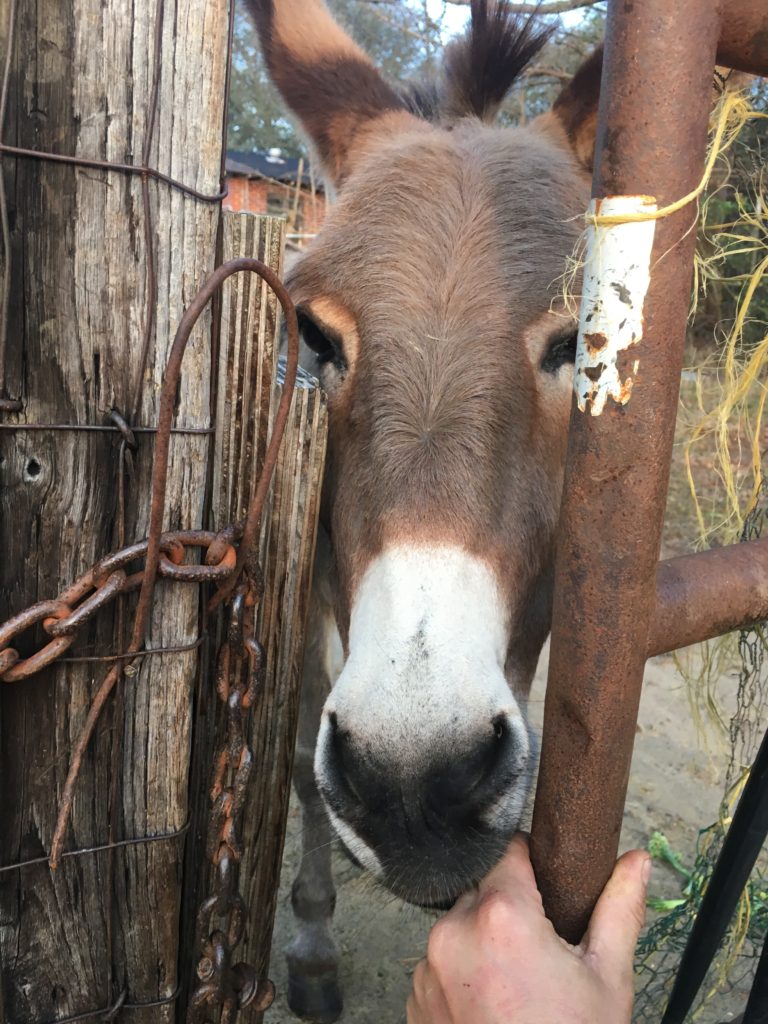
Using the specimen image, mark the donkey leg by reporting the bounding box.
[286,603,343,1021]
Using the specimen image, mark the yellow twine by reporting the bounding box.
[588,91,766,226]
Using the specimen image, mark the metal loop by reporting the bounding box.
[107,408,138,450]
[0,599,72,648]
[2,635,76,681]
[44,571,127,636]
[158,553,234,582]
[0,648,19,674]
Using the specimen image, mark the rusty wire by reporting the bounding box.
[37,984,182,1024]
[0,422,215,434]
[34,256,299,869]
[0,145,228,205]
[0,819,190,876]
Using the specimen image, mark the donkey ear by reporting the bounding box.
[247,0,414,187]
[543,45,604,172]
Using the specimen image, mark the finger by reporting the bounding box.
[450,883,480,916]
[478,832,541,910]
[407,959,451,1023]
[447,834,537,923]
[583,849,650,985]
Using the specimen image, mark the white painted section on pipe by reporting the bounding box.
[574,195,657,416]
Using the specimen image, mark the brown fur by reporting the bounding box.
[248,0,603,659]
[287,117,591,658]
[250,3,605,1011]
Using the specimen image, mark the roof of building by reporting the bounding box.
[225,148,321,189]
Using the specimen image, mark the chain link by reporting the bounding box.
[188,585,275,1023]
[0,530,237,682]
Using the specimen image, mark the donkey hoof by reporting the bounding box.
[288,971,343,1022]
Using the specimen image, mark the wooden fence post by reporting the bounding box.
[0,1,230,1020]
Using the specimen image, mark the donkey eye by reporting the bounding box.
[298,312,346,371]
[541,327,578,374]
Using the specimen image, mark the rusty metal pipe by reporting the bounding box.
[530,0,722,942]
[717,0,768,76]
[649,537,768,658]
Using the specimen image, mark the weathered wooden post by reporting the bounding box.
[0,1,230,1019]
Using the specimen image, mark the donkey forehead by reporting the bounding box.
[289,121,587,322]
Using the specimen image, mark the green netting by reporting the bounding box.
[633,484,768,1024]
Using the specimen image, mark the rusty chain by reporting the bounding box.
[0,530,236,682]
[187,585,276,1023]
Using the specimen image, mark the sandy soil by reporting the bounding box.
[265,644,742,1024]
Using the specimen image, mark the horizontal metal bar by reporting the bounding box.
[0,422,214,435]
[648,536,768,657]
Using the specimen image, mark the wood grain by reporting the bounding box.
[242,367,327,1024]
[0,1,230,1021]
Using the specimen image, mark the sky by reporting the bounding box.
[426,2,594,43]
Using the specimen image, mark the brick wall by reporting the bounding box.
[224,174,327,242]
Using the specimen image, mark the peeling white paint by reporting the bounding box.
[574,195,657,416]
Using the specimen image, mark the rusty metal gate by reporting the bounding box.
[529,1,768,1021]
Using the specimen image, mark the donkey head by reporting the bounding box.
[251,0,602,906]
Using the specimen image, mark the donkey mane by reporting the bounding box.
[399,0,554,124]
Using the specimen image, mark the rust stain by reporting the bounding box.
[584,331,608,355]
[583,362,605,383]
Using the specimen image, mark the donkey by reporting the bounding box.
[249,0,604,1017]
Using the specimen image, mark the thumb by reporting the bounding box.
[582,850,650,987]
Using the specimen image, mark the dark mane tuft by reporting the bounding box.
[397,79,442,121]
[440,0,554,122]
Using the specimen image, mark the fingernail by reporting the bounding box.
[642,855,652,887]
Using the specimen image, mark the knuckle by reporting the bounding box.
[412,959,428,990]
[425,916,457,964]
[475,889,518,936]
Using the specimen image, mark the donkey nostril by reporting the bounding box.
[427,719,515,812]
[326,714,369,807]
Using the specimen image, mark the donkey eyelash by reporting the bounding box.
[298,312,347,372]
[540,327,578,375]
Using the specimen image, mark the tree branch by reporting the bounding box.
[440,0,602,9]
[355,0,603,12]
[522,64,573,80]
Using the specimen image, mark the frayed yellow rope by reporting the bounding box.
[588,90,766,226]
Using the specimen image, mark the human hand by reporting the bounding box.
[407,833,650,1024]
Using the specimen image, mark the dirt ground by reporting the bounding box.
[265,641,742,1024]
